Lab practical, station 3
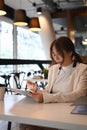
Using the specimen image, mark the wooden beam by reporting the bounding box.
[51,7,87,19]
[51,10,67,18]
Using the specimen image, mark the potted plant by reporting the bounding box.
[42,68,49,79]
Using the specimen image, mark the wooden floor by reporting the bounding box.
[0,120,20,130]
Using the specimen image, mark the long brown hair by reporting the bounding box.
[50,36,83,67]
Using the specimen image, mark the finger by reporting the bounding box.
[27,80,32,84]
[29,89,36,94]
[28,93,32,97]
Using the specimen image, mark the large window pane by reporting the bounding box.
[0,20,13,86]
[17,27,46,60]
[74,16,87,56]
[0,21,13,59]
[0,20,13,73]
[17,27,48,74]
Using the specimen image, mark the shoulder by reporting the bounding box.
[49,64,60,71]
[76,63,87,69]
[48,64,60,75]
[76,63,87,73]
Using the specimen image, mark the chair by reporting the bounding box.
[25,71,31,90]
[0,73,12,94]
[10,71,25,89]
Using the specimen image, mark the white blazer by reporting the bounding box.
[42,63,87,103]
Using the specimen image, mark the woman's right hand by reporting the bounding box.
[27,80,37,93]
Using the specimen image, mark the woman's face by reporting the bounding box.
[52,46,73,66]
[52,46,63,65]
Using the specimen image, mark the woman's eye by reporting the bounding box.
[52,53,55,57]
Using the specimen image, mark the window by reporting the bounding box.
[0,20,13,72]
[74,16,87,56]
[17,27,46,60]
[0,21,13,58]
[17,27,48,72]
[0,19,49,88]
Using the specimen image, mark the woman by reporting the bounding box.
[20,36,87,130]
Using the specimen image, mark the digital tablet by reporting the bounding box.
[71,105,87,115]
[10,88,31,97]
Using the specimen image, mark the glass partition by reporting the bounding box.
[74,16,87,56]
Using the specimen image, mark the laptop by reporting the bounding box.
[10,88,31,97]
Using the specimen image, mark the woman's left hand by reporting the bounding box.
[29,92,43,103]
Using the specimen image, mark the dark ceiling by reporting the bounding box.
[2,0,87,35]
[42,0,86,11]
[4,0,87,20]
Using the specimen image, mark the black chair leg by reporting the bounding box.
[7,121,12,130]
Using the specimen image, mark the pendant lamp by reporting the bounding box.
[37,7,42,15]
[0,0,7,16]
[13,9,28,26]
[29,17,41,32]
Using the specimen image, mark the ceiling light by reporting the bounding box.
[29,17,41,32]
[13,9,28,26]
[0,0,7,16]
[84,38,87,42]
[37,7,42,15]
[82,38,87,45]
[82,40,87,45]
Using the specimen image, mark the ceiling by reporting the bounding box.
[3,0,87,35]
[4,0,87,17]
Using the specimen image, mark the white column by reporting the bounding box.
[39,9,56,60]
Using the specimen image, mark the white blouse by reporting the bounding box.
[52,63,76,93]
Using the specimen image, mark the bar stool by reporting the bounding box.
[0,73,12,94]
[25,71,31,90]
[10,71,25,89]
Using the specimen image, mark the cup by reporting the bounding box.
[0,84,5,100]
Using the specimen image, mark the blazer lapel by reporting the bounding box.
[49,65,60,93]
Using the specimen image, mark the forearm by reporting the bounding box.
[43,89,87,103]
